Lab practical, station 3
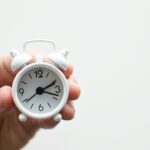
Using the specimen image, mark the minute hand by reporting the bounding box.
[43,80,57,90]
[43,91,59,96]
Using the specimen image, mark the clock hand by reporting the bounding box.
[23,80,57,103]
[24,93,37,102]
[43,91,59,96]
[43,80,57,90]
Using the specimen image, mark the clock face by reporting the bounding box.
[13,63,68,117]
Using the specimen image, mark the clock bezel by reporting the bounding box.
[12,63,69,119]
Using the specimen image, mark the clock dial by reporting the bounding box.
[17,66,64,114]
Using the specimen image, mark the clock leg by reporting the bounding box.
[53,113,62,122]
[19,113,28,122]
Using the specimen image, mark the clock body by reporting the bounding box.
[12,63,69,119]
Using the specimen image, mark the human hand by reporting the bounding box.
[0,53,80,150]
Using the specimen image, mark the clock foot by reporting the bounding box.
[53,113,62,122]
[19,113,28,122]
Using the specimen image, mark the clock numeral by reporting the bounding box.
[34,70,43,78]
[55,85,60,94]
[38,104,44,111]
[53,97,58,100]
[28,73,32,79]
[19,88,24,96]
[30,104,34,109]
[46,72,50,78]
[21,81,27,85]
[47,103,51,108]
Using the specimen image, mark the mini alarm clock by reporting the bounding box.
[10,46,69,122]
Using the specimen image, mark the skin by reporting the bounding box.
[0,53,81,150]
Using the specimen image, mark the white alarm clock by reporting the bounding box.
[10,47,69,123]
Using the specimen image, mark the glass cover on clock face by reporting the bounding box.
[17,67,64,114]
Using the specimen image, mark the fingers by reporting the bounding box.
[60,102,75,120]
[0,54,15,86]
[62,64,81,100]
[35,118,59,129]
[68,79,81,100]
[0,86,14,119]
[62,64,74,78]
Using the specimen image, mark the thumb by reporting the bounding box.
[0,54,15,86]
[0,86,14,119]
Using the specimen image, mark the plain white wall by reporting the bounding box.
[0,0,150,150]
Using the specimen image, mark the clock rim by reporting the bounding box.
[12,62,69,119]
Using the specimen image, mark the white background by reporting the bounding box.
[0,0,150,150]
